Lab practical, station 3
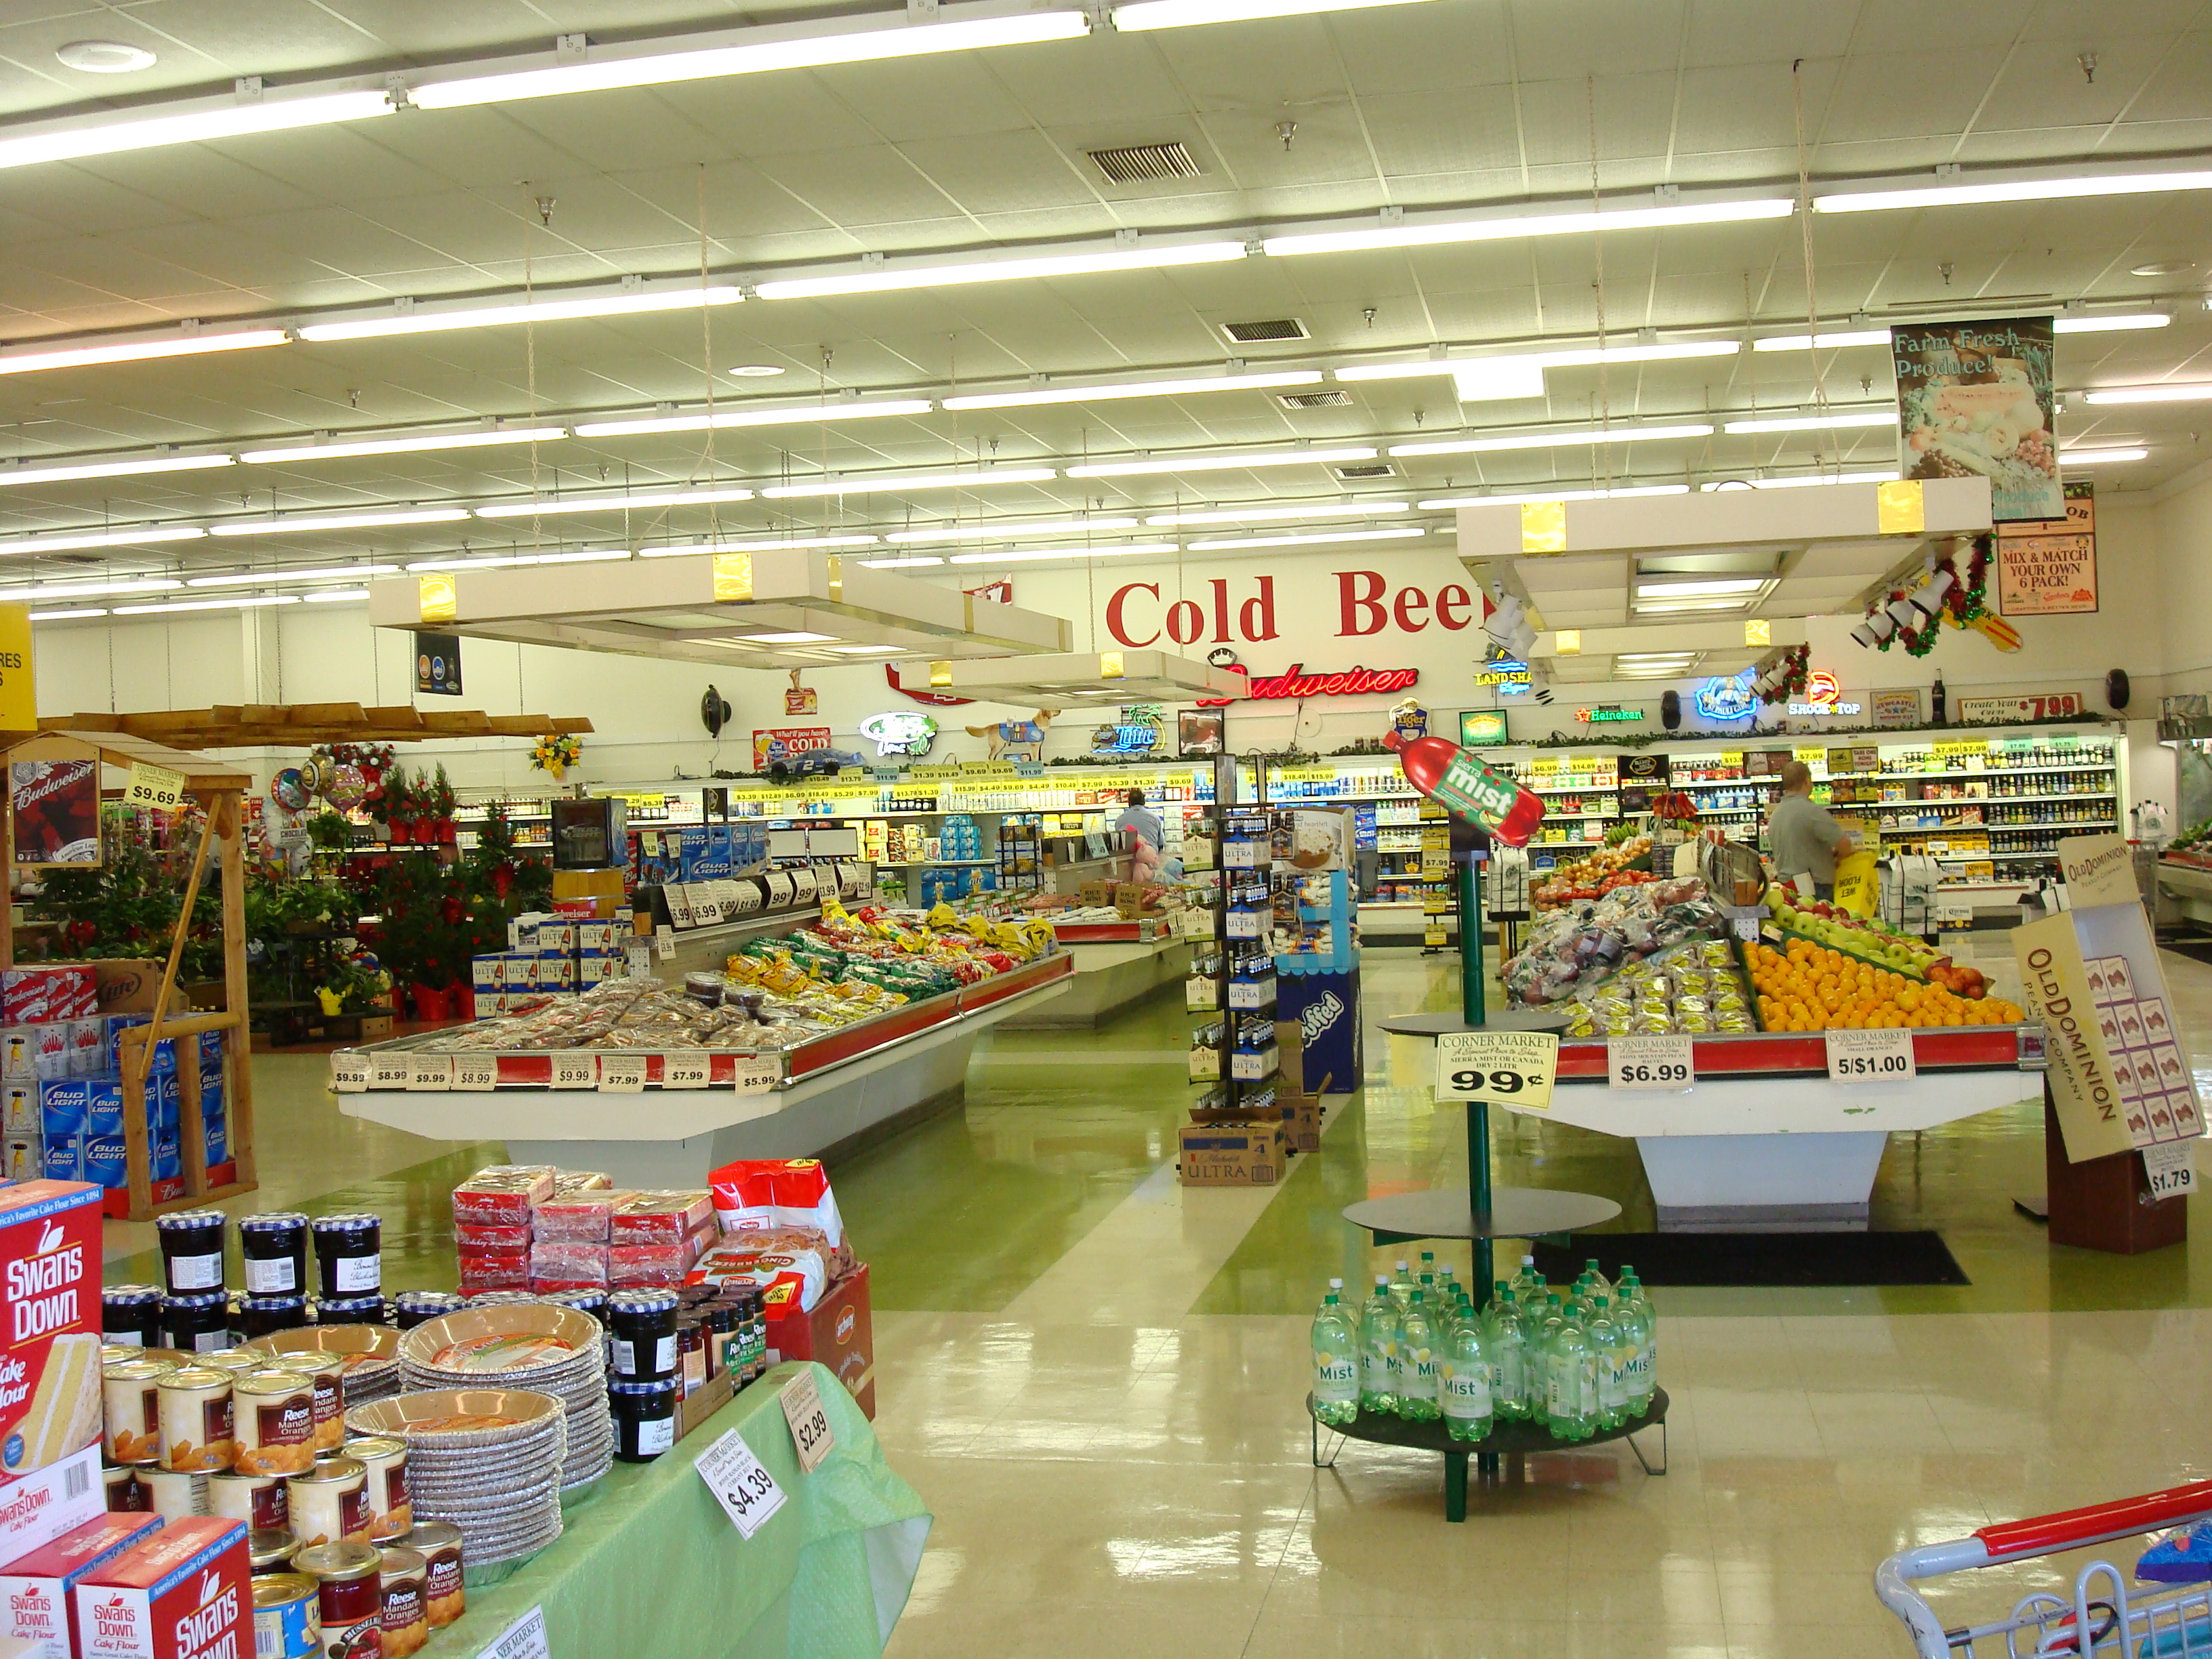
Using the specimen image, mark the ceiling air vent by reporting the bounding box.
[1221,318,1309,344]
[1278,390,1351,409]
[1088,141,1202,183]
[1333,462,1393,480]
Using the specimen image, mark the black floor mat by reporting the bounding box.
[1532,1229,1969,1287]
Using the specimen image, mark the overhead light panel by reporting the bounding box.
[0,453,237,487]
[1723,409,1893,434]
[2056,312,2170,334]
[187,563,400,587]
[0,90,391,172]
[760,466,1056,499]
[946,542,1175,564]
[408,10,1092,110]
[28,609,106,621]
[1263,194,1793,258]
[943,371,1322,411]
[755,241,1244,301]
[1391,422,1711,458]
[1114,0,1436,28]
[1814,167,2212,214]
[889,516,1137,543]
[574,398,933,438]
[303,590,371,604]
[405,550,634,571]
[1147,500,1408,527]
[1634,579,1768,598]
[1753,329,1890,352]
[2085,385,2212,405]
[473,485,756,520]
[0,329,288,377]
[0,578,182,602]
[1416,485,1690,508]
[857,556,945,569]
[1187,527,1425,550]
[2059,447,2148,464]
[745,632,840,644]
[1338,340,1738,386]
[1633,596,1755,614]
[895,649,1246,703]
[636,535,880,556]
[243,427,568,464]
[300,285,743,343]
[1065,446,1374,478]
[112,594,302,616]
[0,525,203,556]
[1697,470,1895,490]
[211,508,470,537]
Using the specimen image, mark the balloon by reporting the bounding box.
[270,769,310,812]
[325,763,367,810]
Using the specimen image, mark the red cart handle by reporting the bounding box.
[1976,1481,2212,1560]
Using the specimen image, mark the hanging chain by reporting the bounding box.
[698,167,721,548]
[524,208,541,560]
[1791,58,1834,473]
[1588,75,1612,491]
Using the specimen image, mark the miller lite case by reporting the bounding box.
[0,1181,104,1562]
[71,1517,247,1659]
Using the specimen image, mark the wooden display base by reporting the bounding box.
[2044,1094,2188,1255]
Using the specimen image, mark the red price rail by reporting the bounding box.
[1555,1024,2039,1082]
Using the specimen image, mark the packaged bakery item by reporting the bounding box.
[449,1166,554,1225]
[708,1159,846,1248]
[609,1191,712,1245]
[532,1185,623,1243]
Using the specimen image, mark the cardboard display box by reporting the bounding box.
[1179,1122,1286,1187]
[1274,1020,1332,1153]
[765,1262,874,1419]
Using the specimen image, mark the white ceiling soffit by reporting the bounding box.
[1540,621,1811,657]
[1456,476,1991,560]
[893,649,1247,703]
[363,548,1070,670]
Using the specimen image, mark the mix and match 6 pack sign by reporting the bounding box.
[73,1517,247,1659]
[0,1181,104,1559]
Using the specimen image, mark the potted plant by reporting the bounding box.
[382,767,417,843]
[427,764,459,846]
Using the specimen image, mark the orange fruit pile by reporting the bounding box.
[1748,938,2026,1031]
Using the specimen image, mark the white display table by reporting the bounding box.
[1001,918,1190,1027]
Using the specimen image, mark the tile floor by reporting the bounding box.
[100,934,2212,1658]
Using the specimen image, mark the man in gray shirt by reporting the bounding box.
[1766,761,1856,899]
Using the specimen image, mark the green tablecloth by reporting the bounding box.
[451,1363,931,1659]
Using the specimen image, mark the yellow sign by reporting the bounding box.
[710,552,754,602]
[1877,478,1926,535]
[1744,619,1771,647]
[1555,628,1582,656]
[124,763,186,813]
[1435,1029,1559,1111]
[0,606,31,733]
[417,574,457,626]
[1519,499,1568,555]
[1931,739,1989,759]
[2014,911,2136,1164]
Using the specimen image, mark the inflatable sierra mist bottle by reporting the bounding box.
[1382,731,1547,846]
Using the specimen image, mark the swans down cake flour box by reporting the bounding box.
[0,1181,104,1563]
[71,1518,247,1659]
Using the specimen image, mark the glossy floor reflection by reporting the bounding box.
[156,933,2212,1658]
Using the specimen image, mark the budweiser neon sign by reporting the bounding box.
[1197,663,1419,706]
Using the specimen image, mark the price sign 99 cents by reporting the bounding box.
[1435,1030,1559,1111]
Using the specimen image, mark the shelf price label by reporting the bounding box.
[369,1054,414,1092]
[453,1055,498,1092]
[663,1050,711,1090]
[779,1370,836,1475]
[2144,1139,2197,1200]
[407,1054,453,1090]
[598,1054,649,1093]
[551,1053,598,1091]
[1435,1030,1559,1111]
[695,1427,787,1540]
[733,1059,780,1095]
[1824,1027,1915,1084]
[329,1053,369,1094]
[1607,1033,1692,1090]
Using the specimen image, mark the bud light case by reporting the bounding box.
[72,1516,248,1659]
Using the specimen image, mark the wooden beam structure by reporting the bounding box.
[37,704,592,749]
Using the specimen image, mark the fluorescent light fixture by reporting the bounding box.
[760,466,1057,499]
[1147,501,1408,527]
[1815,167,2212,214]
[1338,340,1736,386]
[409,11,1091,110]
[1263,195,1793,258]
[0,525,203,556]
[889,516,1136,543]
[943,371,1322,411]
[946,542,1175,564]
[0,578,180,602]
[0,453,236,487]
[1635,578,1767,598]
[473,485,756,520]
[1416,485,1690,508]
[1390,422,1711,458]
[756,241,1244,301]
[1633,596,1752,614]
[2085,385,2212,405]
[302,589,370,603]
[636,534,880,556]
[573,398,932,438]
[1115,0,1434,28]
[2057,312,2170,334]
[404,550,634,571]
[301,286,743,343]
[730,365,785,377]
[210,508,469,537]
[1753,329,1889,352]
[825,643,903,653]
[187,563,399,588]
[1722,409,1894,434]
[745,631,839,643]
[0,90,390,172]
[2060,447,2148,464]
[857,556,946,569]
[1616,653,1695,664]
[1065,446,1374,478]
[28,609,105,621]
[1697,470,1895,490]
[242,427,568,464]
[1187,527,1425,550]
[0,329,288,377]
[112,594,302,616]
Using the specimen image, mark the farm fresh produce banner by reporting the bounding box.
[1895,316,2062,522]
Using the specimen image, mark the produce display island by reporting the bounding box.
[1001,917,1192,1028]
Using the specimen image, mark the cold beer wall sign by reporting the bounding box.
[1103,571,1485,649]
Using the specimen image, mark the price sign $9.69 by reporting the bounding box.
[1435,1031,1559,1111]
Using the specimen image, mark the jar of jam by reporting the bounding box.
[239,1212,309,1296]
[310,1213,382,1298]
[700,1302,737,1380]
[161,1291,230,1355]
[241,1294,309,1339]
[155,1209,226,1296]
[675,1315,706,1397]
[295,1541,381,1658]
[606,1290,678,1382]
[391,1290,464,1330]
[312,1294,386,1328]
[610,1378,678,1462]
[102,1284,165,1349]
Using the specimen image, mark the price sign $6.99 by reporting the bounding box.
[1607,1033,1693,1090]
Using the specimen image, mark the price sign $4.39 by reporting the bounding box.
[1435,1030,1559,1111]
[1824,1027,1916,1084]
[694,1427,786,1540]
[1607,1033,1693,1090]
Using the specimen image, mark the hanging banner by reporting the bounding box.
[1996,480,2097,615]
[1871,688,1923,728]
[413,631,463,697]
[751,728,833,771]
[1894,317,2062,522]
[0,605,32,734]
[9,738,101,868]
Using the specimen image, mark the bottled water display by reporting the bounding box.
[1359,1277,1399,1414]
[1439,1301,1492,1442]
[1396,1292,1441,1421]
[1309,1283,1359,1426]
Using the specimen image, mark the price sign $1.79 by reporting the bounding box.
[1435,1030,1558,1110]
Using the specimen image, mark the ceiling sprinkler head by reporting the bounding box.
[1276,120,1297,151]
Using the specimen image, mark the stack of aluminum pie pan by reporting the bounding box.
[395,1304,613,1492]
[346,1389,565,1568]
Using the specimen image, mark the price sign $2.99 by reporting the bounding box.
[1435,1031,1559,1111]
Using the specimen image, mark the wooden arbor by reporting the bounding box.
[37,703,593,747]
[0,731,258,1221]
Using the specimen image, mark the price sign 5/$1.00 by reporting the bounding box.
[1824,1027,1917,1084]
[1434,1030,1559,1110]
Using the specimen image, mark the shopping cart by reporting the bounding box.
[1878,1480,2212,1656]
